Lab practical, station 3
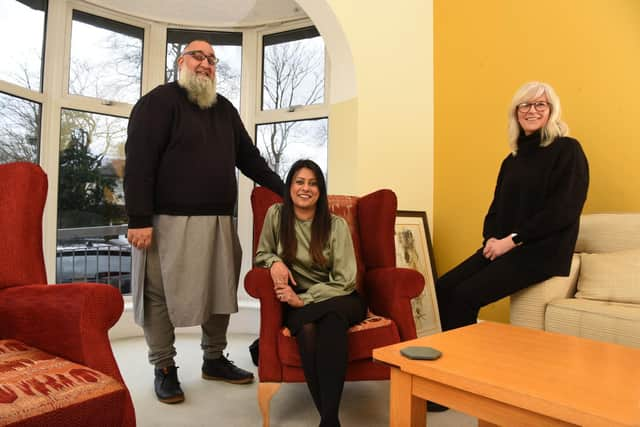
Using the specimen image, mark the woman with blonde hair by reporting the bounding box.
[432,82,589,410]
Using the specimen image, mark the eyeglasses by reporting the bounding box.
[182,50,219,66]
[517,101,550,113]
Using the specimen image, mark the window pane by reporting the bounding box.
[0,91,41,164]
[0,0,47,91]
[166,29,242,109]
[57,109,130,294]
[256,118,327,180]
[262,27,324,111]
[69,10,143,104]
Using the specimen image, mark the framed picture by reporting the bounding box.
[394,210,441,336]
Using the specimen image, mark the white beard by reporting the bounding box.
[177,67,217,109]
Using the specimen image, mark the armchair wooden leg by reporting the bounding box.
[258,382,282,427]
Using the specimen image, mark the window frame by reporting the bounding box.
[1,2,331,299]
[234,21,330,288]
[0,0,48,93]
[46,1,152,288]
[61,1,150,115]
[0,89,44,163]
[254,21,330,126]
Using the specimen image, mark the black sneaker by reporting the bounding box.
[202,354,254,384]
[154,366,185,404]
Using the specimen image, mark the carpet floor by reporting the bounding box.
[112,333,477,427]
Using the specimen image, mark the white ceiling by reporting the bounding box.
[86,0,307,27]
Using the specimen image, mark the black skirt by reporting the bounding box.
[285,291,367,335]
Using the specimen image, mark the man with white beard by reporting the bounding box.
[124,40,284,404]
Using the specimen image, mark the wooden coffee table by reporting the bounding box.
[373,322,640,427]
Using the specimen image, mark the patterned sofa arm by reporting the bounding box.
[510,254,581,330]
[0,283,124,377]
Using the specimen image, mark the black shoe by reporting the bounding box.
[427,401,449,412]
[202,354,255,384]
[154,366,185,404]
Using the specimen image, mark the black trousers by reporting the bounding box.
[436,249,550,331]
[286,292,366,427]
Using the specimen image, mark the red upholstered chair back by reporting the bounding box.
[250,186,397,293]
[0,162,48,289]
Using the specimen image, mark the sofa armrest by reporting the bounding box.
[510,254,580,330]
[364,267,424,341]
[0,283,125,380]
[0,283,136,427]
[244,267,284,382]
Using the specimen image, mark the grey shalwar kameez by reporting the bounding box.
[131,215,241,327]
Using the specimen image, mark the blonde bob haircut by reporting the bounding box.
[508,81,569,155]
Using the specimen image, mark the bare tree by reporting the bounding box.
[263,41,324,110]
[0,95,40,163]
[68,32,142,104]
[166,43,183,83]
[0,61,41,163]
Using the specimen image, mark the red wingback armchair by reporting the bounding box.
[0,162,135,427]
[245,186,424,426]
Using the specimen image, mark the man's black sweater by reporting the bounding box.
[125,82,284,228]
[482,131,589,277]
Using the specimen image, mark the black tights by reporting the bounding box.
[295,312,349,427]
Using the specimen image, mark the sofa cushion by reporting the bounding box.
[545,299,640,348]
[0,339,126,426]
[575,213,640,253]
[575,249,640,304]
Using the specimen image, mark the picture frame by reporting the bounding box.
[394,210,441,336]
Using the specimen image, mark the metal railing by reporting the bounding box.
[56,225,131,294]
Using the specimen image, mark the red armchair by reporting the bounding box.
[0,162,135,427]
[245,187,424,426]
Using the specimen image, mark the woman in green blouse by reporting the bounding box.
[255,159,366,427]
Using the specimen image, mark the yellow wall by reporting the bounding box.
[328,98,359,194]
[326,0,435,222]
[434,0,640,322]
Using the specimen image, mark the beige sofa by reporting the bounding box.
[510,213,640,348]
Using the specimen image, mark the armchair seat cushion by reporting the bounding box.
[0,339,126,427]
[278,314,400,366]
[545,299,640,347]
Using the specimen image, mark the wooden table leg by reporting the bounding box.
[389,367,426,427]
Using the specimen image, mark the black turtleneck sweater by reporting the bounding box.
[482,131,589,276]
[124,82,284,228]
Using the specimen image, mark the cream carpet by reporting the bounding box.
[112,333,477,427]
